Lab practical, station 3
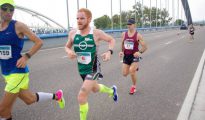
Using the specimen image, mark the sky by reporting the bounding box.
[13,0,205,29]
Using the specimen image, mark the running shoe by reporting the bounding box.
[129,85,136,95]
[112,85,118,102]
[55,89,65,109]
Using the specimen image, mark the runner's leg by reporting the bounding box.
[122,63,130,77]
[129,62,138,86]
[78,80,94,120]
[19,89,65,109]
[19,90,53,104]
[129,62,138,94]
[0,92,18,119]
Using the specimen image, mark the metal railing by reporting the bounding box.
[24,26,180,40]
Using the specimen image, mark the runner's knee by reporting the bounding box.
[92,87,99,93]
[122,71,129,76]
[78,87,88,103]
[129,68,136,75]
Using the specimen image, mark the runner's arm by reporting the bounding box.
[96,29,115,61]
[65,30,77,59]
[138,33,147,54]
[16,21,43,58]
[65,31,74,52]
[121,32,126,52]
[15,21,43,68]
[97,29,115,51]
[119,32,125,57]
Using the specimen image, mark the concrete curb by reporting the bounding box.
[177,49,205,120]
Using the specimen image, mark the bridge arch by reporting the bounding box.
[16,5,67,30]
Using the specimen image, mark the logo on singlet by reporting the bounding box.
[85,37,92,41]
[79,41,87,50]
[76,37,80,40]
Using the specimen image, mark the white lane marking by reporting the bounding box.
[62,56,68,58]
[165,41,174,45]
[177,49,205,120]
[153,35,162,38]
[39,46,64,52]
[181,35,185,39]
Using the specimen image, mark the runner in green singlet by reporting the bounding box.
[65,8,118,120]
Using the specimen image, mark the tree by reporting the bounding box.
[121,11,132,28]
[94,2,173,29]
[175,19,184,25]
[94,15,111,29]
[112,14,120,29]
[161,8,172,26]
[131,2,172,27]
[131,2,143,27]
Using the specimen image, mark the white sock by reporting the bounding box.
[36,92,55,102]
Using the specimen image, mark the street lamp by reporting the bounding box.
[86,0,87,8]
[172,0,175,26]
[141,0,144,28]
[177,0,179,25]
[156,0,158,27]
[77,0,79,10]
[135,0,137,26]
[111,0,113,29]
[160,0,161,27]
[150,0,152,28]
[66,0,70,31]
[119,0,122,29]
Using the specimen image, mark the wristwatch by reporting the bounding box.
[108,49,113,55]
[25,53,31,59]
[139,51,143,54]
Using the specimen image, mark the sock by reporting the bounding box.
[79,103,89,120]
[99,84,113,96]
[36,92,54,102]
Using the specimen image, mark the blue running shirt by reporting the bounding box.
[0,20,29,75]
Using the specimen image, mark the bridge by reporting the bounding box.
[1,0,205,120]
[1,26,203,120]
[14,0,193,36]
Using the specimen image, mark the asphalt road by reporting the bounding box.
[0,27,205,120]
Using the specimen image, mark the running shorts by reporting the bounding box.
[123,54,140,65]
[3,73,29,93]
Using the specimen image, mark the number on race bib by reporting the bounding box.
[76,52,91,64]
[0,45,12,60]
[124,41,134,50]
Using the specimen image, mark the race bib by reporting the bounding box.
[0,45,12,60]
[124,41,134,50]
[76,52,91,64]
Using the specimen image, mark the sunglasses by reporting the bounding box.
[1,6,14,12]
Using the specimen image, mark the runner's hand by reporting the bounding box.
[16,56,28,68]
[133,52,141,58]
[119,52,124,57]
[67,50,77,59]
[101,51,111,62]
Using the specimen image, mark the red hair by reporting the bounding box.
[78,8,92,19]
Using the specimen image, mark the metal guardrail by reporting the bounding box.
[24,26,180,40]
[104,26,180,33]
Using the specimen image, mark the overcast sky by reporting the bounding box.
[14,0,205,29]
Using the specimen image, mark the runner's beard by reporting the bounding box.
[79,22,89,30]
